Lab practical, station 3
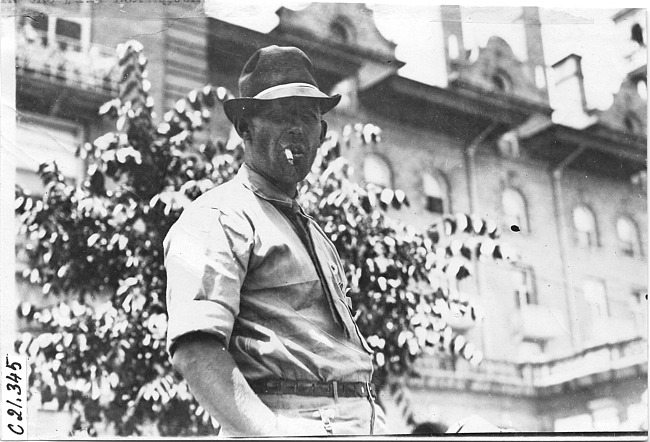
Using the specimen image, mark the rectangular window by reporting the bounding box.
[55,19,82,51]
[576,230,597,249]
[425,196,444,214]
[631,289,647,336]
[512,266,537,308]
[583,277,609,318]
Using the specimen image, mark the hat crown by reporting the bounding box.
[238,45,320,98]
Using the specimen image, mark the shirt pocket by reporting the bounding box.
[328,260,346,297]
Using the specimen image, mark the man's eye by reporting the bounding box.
[302,113,318,122]
[267,111,284,122]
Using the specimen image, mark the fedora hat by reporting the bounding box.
[223,45,341,124]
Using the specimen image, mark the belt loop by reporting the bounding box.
[366,382,376,436]
[332,381,339,402]
[319,409,334,435]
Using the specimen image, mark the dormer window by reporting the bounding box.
[491,71,512,93]
[330,21,352,43]
[631,23,644,46]
[624,112,641,135]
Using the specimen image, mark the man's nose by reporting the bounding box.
[286,114,303,135]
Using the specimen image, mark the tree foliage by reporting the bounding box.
[14,41,516,436]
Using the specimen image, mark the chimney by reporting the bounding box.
[550,54,592,127]
[440,6,465,77]
[523,7,549,102]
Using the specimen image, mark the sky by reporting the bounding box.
[204,1,646,111]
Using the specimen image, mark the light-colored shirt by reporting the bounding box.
[164,164,374,382]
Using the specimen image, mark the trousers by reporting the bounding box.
[219,394,387,437]
[263,394,387,436]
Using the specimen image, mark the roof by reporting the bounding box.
[360,74,552,144]
[519,121,647,178]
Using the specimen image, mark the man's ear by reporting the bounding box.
[234,118,252,142]
[320,120,328,143]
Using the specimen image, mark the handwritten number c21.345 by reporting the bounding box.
[8,423,24,435]
[5,358,21,371]
[6,383,21,395]
[7,409,23,421]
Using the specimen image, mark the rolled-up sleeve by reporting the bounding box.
[164,204,253,355]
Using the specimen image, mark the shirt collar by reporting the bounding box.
[236,163,298,209]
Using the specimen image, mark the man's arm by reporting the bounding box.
[171,334,328,436]
[172,334,278,436]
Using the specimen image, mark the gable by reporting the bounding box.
[449,36,547,104]
[274,3,397,59]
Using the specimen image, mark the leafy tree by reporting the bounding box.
[14,41,515,436]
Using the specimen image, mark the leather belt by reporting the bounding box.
[248,379,376,399]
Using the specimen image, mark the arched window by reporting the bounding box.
[637,80,648,101]
[617,216,640,257]
[631,23,644,46]
[329,17,355,45]
[363,154,392,188]
[573,205,598,248]
[491,71,512,93]
[448,35,459,60]
[624,112,642,135]
[502,188,529,233]
[330,22,350,43]
[422,172,449,215]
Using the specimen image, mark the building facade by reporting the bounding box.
[10,2,647,435]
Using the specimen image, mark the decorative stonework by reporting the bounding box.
[597,75,648,138]
[449,36,547,104]
[275,3,397,60]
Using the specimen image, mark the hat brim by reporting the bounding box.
[224,84,341,123]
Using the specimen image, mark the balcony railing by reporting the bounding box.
[413,337,647,395]
[16,27,119,94]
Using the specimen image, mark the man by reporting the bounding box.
[164,45,385,436]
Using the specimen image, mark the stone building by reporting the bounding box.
[8,2,647,435]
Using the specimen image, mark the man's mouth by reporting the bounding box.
[283,145,305,156]
[283,145,305,165]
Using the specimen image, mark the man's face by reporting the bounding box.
[243,97,325,191]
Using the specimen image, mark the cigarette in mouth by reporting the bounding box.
[284,148,294,165]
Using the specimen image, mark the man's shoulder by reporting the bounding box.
[190,178,253,211]
[167,179,257,241]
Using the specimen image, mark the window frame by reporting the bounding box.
[573,204,599,249]
[616,215,641,258]
[502,187,529,233]
[422,171,450,216]
[362,153,393,189]
[20,8,91,53]
[582,277,609,319]
[512,265,537,309]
